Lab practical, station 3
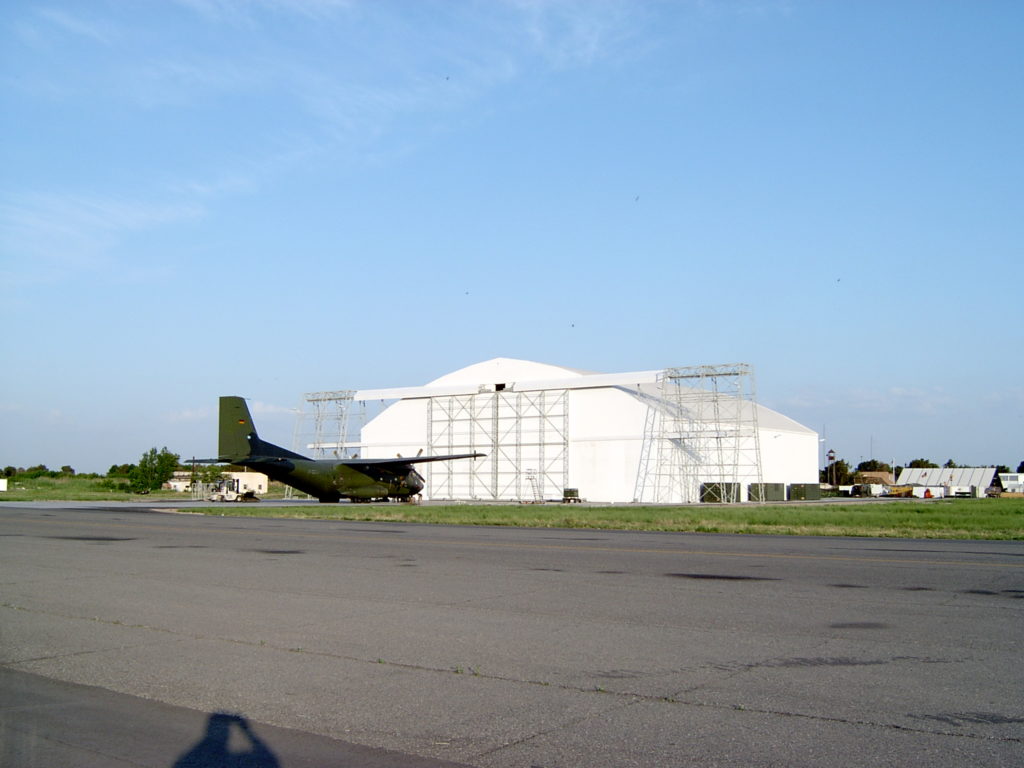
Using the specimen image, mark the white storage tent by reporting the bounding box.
[896,467,996,498]
[357,358,819,503]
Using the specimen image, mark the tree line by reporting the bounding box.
[3,464,80,479]
[3,447,223,494]
[820,457,1024,486]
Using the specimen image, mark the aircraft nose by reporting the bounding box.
[408,470,425,494]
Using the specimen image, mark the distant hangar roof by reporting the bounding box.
[896,467,996,488]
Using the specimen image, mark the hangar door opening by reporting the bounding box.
[425,389,569,501]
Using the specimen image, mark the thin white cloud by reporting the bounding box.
[3,1,648,289]
[169,136,324,202]
[848,386,956,416]
[251,401,297,416]
[163,408,213,423]
[693,0,796,19]
[508,0,639,68]
[778,385,956,416]
[173,0,354,25]
[127,57,263,108]
[46,409,67,425]
[36,7,118,45]
[265,2,643,158]
[0,192,203,283]
[982,387,1024,409]
[161,0,641,134]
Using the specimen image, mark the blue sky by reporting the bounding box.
[1,0,1021,474]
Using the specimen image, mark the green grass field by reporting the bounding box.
[0,475,168,502]
[3,476,1021,539]
[0,475,287,502]
[190,498,1024,540]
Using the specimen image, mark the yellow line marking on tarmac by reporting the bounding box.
[4,512,1024,569]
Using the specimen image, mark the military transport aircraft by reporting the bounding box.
[211,396,482,502]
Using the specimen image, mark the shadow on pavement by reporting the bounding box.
[1,667,472,767]
[172,712,279,767]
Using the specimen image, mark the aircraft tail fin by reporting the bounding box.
[218,396,308,463]
[219,396,259,462]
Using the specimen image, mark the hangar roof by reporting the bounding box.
[353,357,815,436]
[896,467,996,487]
[355,357,661,400]
[427,357,589,386]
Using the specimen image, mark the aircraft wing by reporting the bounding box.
[341,453,485,469]
[183,454,483,468]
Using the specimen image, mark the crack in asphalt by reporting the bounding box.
[4,596,1022,752]
[470,695,643,760]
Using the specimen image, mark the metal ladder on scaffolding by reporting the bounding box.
[525,470,544,503]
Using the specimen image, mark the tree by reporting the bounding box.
[22,465,58,479]
[943,459,958,469]
[855,459,894,483]
[129,447,180,493]
[907,458,939,469]
[60,465,75,476]
[197,464,224,485]
[856,459,892,474]
[820,458,854,486]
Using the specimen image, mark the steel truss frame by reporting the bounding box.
[292,390,366,458]
[634,363,763,503]
[426,389,569,501]
[285,390,366,499]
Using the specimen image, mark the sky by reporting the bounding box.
[1,0,1022,475]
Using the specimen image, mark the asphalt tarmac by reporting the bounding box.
[1,502,1022,767]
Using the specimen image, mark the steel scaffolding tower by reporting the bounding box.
[293,390,345,458]
[286,391,365,499]
[634,363,762,503]
[426,389,569,501]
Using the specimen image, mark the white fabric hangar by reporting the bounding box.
[355,358,819,503]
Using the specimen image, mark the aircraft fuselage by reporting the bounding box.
[237,456,425,503]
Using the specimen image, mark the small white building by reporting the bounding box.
[356,358,819,503]
[998,473,1024,493]
[166,471,269,495]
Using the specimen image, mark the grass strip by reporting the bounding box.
[4,477,1021,539]
[189,498,1024,540]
